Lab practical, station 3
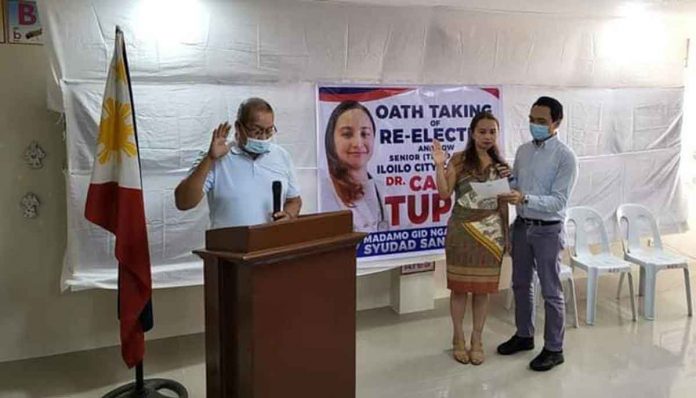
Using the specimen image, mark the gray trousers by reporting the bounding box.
[512,218,565,352]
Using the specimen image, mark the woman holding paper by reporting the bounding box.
[432,111,510,366]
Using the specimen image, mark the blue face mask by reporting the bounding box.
[244,137,272,154]
[530,123,551,141]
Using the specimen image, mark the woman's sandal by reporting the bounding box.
[453,338,470,364]
[469,336,485,366]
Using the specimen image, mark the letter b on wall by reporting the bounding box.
[19,2,38,25]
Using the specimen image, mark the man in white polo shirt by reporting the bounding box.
[175,98,302,228]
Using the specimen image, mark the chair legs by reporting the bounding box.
[643,268,657,321]
[638,267,645,297]
[626,272,637,322]
[534,275,542,307]
[618,270,637,321]
[631,266,692,321]
[532,276,540,319]
[515,264,691,321]
[567,276,579,328]
[586,269,599,326]
[505,287,514,311]
[684,267,693,317]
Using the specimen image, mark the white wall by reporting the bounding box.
[1,0,694,363]
[0,46,206,363]
[0,43,400,361]
[49,0,694,290]
[683,26,696,227]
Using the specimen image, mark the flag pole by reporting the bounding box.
[103,360,188,397]
[100,25,188,398]
[135,362,144,392]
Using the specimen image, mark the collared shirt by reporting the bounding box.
[511,135,578,221]
[190,143,301,229]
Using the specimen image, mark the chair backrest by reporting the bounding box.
[615,204,662,253]
[565,206,611,257]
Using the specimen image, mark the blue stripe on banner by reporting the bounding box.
[319,87,380,95]
[357,226,447,257]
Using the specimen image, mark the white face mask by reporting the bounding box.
[244,137,272,154]
[530,123,551,141]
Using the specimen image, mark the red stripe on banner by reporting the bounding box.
[481,87,500,99]
[319,88,412,102]
[85,182,151,368]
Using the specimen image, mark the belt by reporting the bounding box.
[517,217,561,226]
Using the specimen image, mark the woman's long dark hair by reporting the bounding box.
[325,100,376,206]
[460,111,505,175]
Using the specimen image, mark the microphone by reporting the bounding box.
[494,163,515,183]
[272,181,282,218]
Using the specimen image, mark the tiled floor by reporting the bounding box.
[1,265,696,397]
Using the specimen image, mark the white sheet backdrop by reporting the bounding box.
[40,0,689,289]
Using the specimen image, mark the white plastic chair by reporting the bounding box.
[504,264,579,328]
[566,207,636,325]
[616,204,693,320]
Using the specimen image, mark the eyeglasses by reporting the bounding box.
[244,124,277,139]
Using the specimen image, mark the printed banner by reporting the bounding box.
[317,85,503,265]
[5,0,42,44]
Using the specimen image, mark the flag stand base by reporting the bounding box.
[102,362,188,398]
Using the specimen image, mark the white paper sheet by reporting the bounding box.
[470,178,511,199]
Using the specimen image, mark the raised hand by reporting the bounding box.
[208,122,232,160]
[431,139,447,167]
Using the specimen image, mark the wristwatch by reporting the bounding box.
[522,194,529,205]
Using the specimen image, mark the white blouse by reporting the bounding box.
[320,176,388,233]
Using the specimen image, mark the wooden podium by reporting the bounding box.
[194,211,365,398]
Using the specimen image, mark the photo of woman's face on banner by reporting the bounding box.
[317,86,503,265]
